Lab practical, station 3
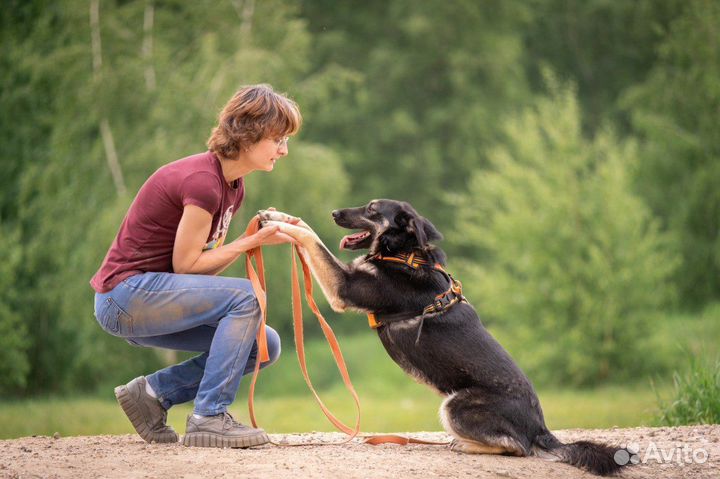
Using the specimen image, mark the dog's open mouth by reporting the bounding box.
[339,231,371,250]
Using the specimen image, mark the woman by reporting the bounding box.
[90,84,301,448]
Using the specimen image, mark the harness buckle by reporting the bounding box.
[449,276,463,295]
[406,251,416,267]
[367,313,380,329]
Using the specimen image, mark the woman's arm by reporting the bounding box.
[172,204,291,275]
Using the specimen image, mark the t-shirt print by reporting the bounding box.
[204,205,234,250]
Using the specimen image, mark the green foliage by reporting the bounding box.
[2,0,717,397]
[645,302,720,368]
[657,354,720,426]
[523,0,684,132]
[300,0,533,225]
[453,80,679,386]
[622,0,720,306]
[0,226,29,393]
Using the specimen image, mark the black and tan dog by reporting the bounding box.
[260,199,626,476]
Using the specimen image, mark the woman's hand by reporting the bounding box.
[240,225,295,251]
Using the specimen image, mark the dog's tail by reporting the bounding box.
[533,430,627,476]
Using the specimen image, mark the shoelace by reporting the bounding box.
[221,412,248,430]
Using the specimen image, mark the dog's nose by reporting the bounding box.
[332,210,340,219]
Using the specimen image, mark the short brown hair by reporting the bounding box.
[207,84,302,161]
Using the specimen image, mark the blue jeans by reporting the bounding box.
[93,272,281,416]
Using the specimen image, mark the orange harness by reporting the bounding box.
[243,216,449,447]
[367,251,466,332]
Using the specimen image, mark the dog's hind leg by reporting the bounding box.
[440,390,529,457]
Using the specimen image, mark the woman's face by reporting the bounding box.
[245,136,289,172]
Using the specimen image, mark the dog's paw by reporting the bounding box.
[259,221,315,243]
[257,209,294,225]
[258,210,315,235]
[450,439,508,455]
[260,220,290,231]
[450,439,466,454]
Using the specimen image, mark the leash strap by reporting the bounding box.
[290,246,361,439]
[243,216,361,445]
[244,216,270,427]
[363,434,450,446]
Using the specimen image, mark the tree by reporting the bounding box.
[0,227,29,393]
[299,0,533,227]
[452,80,678,385]
[522,0,684,133]
[622,0,720,307]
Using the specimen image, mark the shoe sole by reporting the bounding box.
[114,384,179,444]
[182,431,270,448]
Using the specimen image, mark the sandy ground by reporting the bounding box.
[1,426,718,478]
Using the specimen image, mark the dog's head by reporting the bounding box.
[332,199,445,263]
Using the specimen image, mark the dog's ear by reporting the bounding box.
[419,217,443,243]
[394,210,442,249]
[393,210,412,229]
[408,217,428,248]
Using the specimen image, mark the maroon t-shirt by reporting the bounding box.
[90,151,245,293]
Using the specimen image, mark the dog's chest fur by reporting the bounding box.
[344,257,484,395]
[377,321,444,393]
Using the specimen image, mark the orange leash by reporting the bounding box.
[242,215,450,448]
[364,434,451,446]
[243,216,360,445]
[243,217,269,428]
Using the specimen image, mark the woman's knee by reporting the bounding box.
[226,277,255,299]
[228,282,261,318]
[264,326,282,366]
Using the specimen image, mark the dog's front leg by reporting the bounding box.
[259,216,350,312]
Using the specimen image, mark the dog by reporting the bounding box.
[259,199,626,476]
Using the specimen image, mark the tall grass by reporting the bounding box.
[656,355,720,426]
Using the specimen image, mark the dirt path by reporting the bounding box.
[1,426,718,478]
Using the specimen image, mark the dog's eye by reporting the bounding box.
[366,203,376,214]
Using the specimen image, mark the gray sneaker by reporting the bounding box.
[183,412,270,448]
[114,376,179,443]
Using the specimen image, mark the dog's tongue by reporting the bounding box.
[339,231,370,250]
